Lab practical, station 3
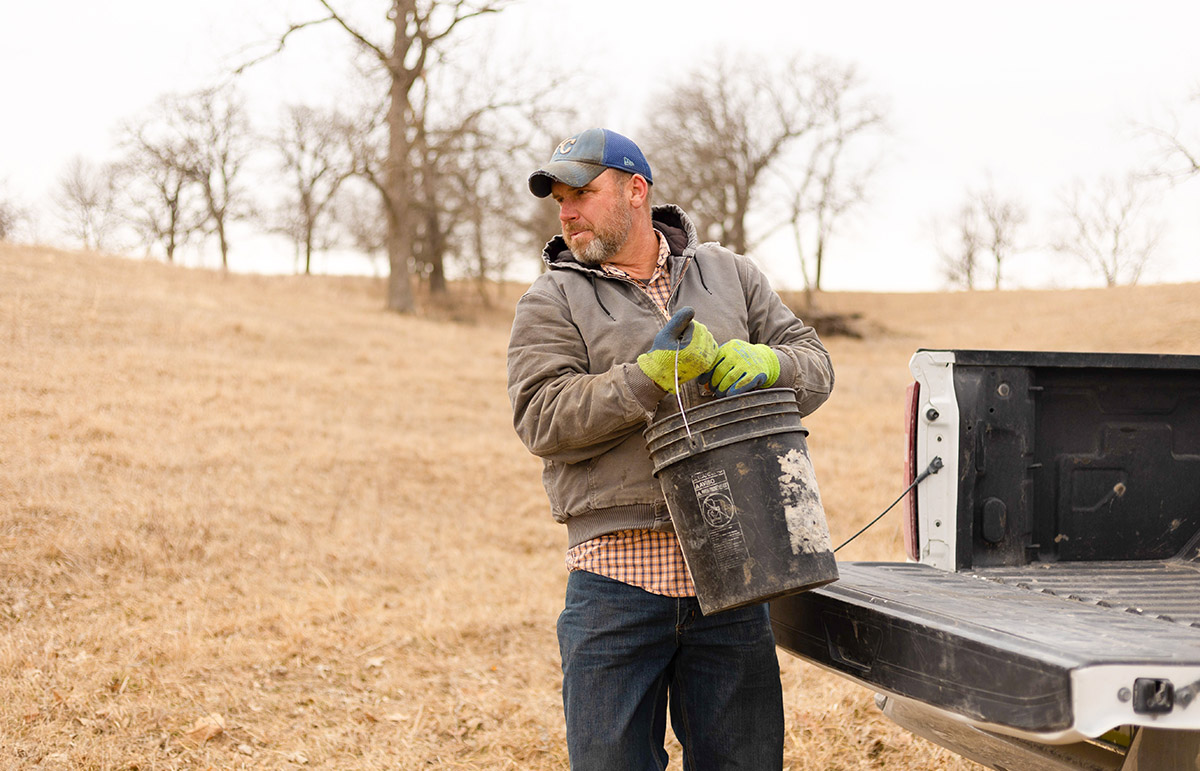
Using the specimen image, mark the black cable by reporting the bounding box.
[833,456,944,554]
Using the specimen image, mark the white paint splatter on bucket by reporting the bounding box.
[778,448,832,555]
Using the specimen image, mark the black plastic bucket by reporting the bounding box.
[644,388,838,614]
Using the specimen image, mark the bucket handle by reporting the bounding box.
[674,342,697,448]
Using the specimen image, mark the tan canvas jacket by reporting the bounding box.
[507,205,834,547]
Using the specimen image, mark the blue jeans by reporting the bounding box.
[557,570,784,770]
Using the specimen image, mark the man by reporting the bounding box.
[507,128,834,770]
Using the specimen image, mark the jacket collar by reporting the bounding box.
[540,204,700,276]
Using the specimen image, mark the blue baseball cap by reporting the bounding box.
[528,128,653,198]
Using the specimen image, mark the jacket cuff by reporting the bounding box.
[623,364,668,412]
[774,347,797,388]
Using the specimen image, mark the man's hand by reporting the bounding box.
[637,307,718,393]
[701,340,780,397]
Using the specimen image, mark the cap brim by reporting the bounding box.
[528,160,607,198]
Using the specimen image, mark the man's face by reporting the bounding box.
[550,170,633,266]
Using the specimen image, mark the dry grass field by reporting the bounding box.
[3,242,1199,770]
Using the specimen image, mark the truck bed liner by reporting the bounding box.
[771,561,1200,735]
[973,560,1200,629]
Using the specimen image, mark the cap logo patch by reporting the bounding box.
[556,137,577,156]
[624,157,636,168]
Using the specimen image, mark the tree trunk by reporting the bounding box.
[385,205,414,311]
[166,203,178,263]
[730,185,750,254]
[425,206,447,294]
[215,214,229,269]
[428,259,446,294]
[814,235,825,293]
[304,223,314,275]
[414,122,449,296]
[473,211,491,307]
[383,0,416,313]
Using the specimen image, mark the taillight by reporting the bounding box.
[903,381,920,560]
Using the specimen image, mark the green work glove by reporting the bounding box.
[637,307,718,393]
[701,339,780,397]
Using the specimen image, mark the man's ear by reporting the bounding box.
[627,174,650,209]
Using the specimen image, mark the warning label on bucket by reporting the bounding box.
[691,469,750,571]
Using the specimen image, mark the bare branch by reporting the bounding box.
[1137,86,1200,184]
[1144,123,1200,182]
[420,1,510,46]
[314,0,389,64]
[232,15,337,75]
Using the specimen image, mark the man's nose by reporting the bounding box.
[559,200,578,223]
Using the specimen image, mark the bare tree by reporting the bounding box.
[327,31,563,298]
[644,54,814,253]
[444,131,505,304]
[273,103,354,274]
[643,52,886,298]
[53,155,121,251]
[437,103,540,303]
[176,86,255,270]
[934,184,1027,290]
[936,203,985,290]
[409,89,459,294]
[976,186,1027,290]
[247,0,512,312]
[1053,174,1164,287]
[0,203,15,242]
[116,99,205,263]
[0,185,25,242]
[410,48,559,296]
[781,60,886,304]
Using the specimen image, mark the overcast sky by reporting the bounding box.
[2,0,1197,291]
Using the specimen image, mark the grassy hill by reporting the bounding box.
[3,243,1198,769]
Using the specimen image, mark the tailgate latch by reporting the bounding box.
[1132,678,1175,714]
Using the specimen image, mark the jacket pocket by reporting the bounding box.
[585,433,663,509]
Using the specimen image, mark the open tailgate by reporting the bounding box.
[771,561,1200,740]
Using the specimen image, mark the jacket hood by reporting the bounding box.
[540,203,701,274]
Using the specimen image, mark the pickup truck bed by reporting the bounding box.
[772,350,1200,769]
[771,560,1200,739]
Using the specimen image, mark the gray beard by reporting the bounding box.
[566,201,633,266]
[570,231,626,266]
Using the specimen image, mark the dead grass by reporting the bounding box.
[3,243,1198,769]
